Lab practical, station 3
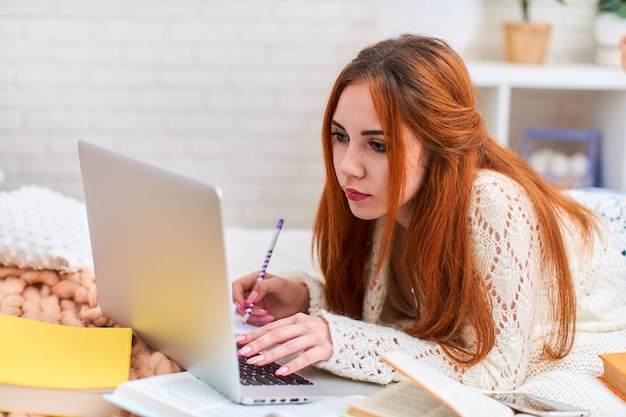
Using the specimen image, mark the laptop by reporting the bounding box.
[77,140,382,405]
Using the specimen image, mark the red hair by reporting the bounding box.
[313,35,597,365]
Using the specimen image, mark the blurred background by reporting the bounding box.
[0,0,623,228]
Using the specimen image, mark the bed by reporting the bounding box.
[0,185,625,417]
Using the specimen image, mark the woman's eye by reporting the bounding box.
[332,131,349,143]
[370,140,386,153]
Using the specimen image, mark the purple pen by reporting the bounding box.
[242,218,284,323]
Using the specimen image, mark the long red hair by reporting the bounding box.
[312,34,597,365]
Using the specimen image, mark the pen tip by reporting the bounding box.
[242,314,249,324]
[277,219,284,228]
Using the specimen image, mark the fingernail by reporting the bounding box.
[245,291,258,306]
[246,355,264,365]
[237,346,252,356]
[251,308,268,316]
[275,366,288,376]
[235,335,245,344]
[235,303,243,313]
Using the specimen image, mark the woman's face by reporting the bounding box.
[331,82,427,226]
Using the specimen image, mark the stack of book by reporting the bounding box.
[0,314,133,417]
[599,352,626,401]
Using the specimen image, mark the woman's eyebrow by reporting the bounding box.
[362,129,384,136]
[331,120,345,130]
[331,120,384,136]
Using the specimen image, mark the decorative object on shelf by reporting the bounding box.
[521,127,598,189]
[503,0,565,64]
[468,62,626,190]
[377,0,483,56]
[593,0,626,66]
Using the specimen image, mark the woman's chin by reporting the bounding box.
[348,204,384,221]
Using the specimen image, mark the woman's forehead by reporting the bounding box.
[333,83,382,129]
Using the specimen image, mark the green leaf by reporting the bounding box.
[521,0,566,21]
[597,0,626,18]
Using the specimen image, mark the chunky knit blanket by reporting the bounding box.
[0,266,182,417]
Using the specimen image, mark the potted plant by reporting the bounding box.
[593,0,626,65]
[503,0,566,64]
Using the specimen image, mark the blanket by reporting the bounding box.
[0,266,182,417]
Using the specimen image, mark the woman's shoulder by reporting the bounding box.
[471,169,529,204]
[469,170,539,232]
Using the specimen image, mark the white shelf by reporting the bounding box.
[468,61,626,91]
[466,62,626,190]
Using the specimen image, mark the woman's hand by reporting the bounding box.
[231,272,310,326]
[236,312,333,376]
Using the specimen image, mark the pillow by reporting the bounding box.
[0,186,93,272]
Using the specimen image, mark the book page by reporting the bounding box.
[106,371,365,417]
[348,380,457,417]
[382,351,514,417]
[233,307,258,335]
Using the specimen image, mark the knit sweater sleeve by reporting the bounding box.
[311,171,544,390]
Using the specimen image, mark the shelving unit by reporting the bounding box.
[467,62,626,190]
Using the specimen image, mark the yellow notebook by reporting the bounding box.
[0,314,132,417]
[0,314,132,390]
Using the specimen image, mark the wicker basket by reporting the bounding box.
[503,21,552,64]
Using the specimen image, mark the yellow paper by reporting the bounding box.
[0,315,132,389]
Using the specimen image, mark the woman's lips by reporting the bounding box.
[344,188,370,202]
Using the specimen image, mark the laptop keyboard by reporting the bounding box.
[238,356,314,386]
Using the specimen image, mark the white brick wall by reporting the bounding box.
[0,0,607,228]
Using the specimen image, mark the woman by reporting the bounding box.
[233,34,626,414]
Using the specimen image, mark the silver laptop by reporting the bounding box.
[77,140,381,405]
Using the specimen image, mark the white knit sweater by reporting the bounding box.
[297,170,626,416]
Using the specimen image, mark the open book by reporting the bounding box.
[104,371,365,417]
[345,351,514,417]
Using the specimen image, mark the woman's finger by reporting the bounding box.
[236,314,332,373]
[241,273,283,304]
[231,271,261,306]
[246,314,275,327]
[236,315,293,349]
[275,344,332,376]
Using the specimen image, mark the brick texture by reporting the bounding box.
[0,0,604,228]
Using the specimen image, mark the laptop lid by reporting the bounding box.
[78,141,382,405]
[78,140,242,402]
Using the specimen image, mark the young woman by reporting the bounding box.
[232,34,626,414]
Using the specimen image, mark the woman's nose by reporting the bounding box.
[337,144,365,178]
